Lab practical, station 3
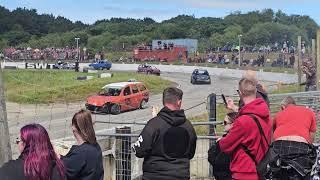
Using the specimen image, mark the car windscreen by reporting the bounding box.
[197,70,209,75]
[99,87,122,96]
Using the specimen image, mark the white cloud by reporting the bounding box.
[102,5,179,21]
[144,0,261,9]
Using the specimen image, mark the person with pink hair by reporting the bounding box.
[0,124,65,180]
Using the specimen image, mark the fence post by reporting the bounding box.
[312,39,316,64]
[317,31,320,90]
[297,36,302,92]
[208,93,217,137]
[207,93,216,177]
[0,61,12,166]
[116,126,131,180]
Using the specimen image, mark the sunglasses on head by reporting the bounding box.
[223,121,232,126]
[15,137,21,144]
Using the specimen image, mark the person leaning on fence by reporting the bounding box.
[271,96,317,179]
[218,78,272,180]
[301,58,317,91]
[208,112,238,180]
[132,87,197,180]
[0,124,65,180]
[61,109,104,180]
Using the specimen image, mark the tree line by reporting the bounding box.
[0,6,318,52]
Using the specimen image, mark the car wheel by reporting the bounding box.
[110,104,121,115]
[107,68,110,70]
[191,79,195,84]
[140,99,147,109]
[102,104,109,113]
[100,67,103,70]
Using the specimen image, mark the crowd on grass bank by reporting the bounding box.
[1,47,100,61]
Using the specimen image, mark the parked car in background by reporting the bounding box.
[53,61,75,69]
[191,69,211,84]
[89,60,112,70]
[85,81,149,114]
[137,64,160,76]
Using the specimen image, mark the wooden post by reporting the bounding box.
[0,62,12,166]
[297,36,302,92]
[316,31,320,90]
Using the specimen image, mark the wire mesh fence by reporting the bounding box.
[3,63,320,179]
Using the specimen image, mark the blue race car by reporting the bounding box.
[89,60,112,70]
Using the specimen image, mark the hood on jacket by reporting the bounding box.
[238,98,269,120]
[158,107,187,126]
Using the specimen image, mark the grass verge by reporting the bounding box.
[189,104,227,136]
[271,83,303,94]
[3,69,172,104]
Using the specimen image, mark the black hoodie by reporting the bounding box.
[0,155,63,180]
[132,107,197,180]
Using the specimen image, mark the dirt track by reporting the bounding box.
[7,72,274,157]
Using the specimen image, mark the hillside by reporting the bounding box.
[0,6,318,52]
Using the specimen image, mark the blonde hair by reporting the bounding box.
[242,70,258,84]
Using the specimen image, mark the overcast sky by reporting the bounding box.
[2,0,319,25]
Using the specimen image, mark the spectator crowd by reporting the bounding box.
[3,47,93,61]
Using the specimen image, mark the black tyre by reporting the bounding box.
[140,99,147,109]
[102,104,109,113]
[107,68,110,70]
[110,104,121,115]
[100,67,103,70]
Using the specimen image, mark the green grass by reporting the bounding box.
[3,69,172,104]
[189,104,227,136]
[271,83,303,94]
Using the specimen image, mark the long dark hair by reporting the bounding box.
[20,124,65,180]
[72,109,97,144]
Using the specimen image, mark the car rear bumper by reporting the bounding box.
[195,79,211,83]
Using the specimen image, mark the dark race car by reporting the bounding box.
[137,64,160,76]
[191,69,211,84]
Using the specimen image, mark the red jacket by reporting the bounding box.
[219,98,272,180]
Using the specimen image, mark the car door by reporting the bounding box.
[139,84,149,100]
[121,85,134,110]
[131,84,141,108]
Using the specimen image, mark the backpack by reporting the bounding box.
[242,114,278,180]
[208,140,232,180]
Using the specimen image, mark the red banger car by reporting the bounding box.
[137,64,160,76]
[85,82,149,114]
